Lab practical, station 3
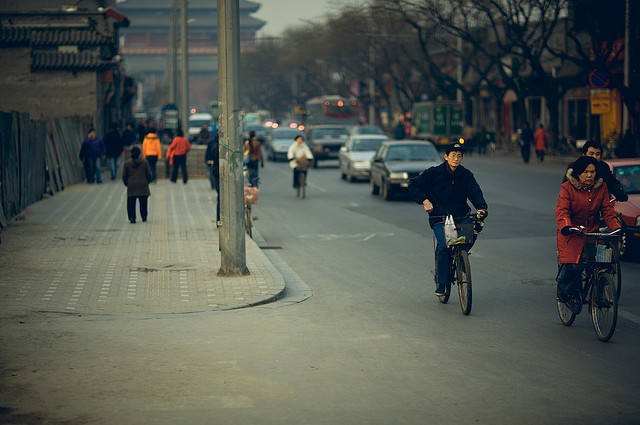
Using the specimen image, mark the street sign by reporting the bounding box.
[589,69,610,88]
[590,89,611,114]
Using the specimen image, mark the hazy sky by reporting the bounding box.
[253,0,349,37]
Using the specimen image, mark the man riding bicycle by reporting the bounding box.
[408,143,488,296]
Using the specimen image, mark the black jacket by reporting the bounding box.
[409,162,488,227]
[564,159,628,202]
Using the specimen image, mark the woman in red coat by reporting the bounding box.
[555,156,621,301]
[534,124,548,162]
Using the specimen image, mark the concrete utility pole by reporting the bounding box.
[167,0,178,104]
[180,0,188,132]
[217,0,248,276]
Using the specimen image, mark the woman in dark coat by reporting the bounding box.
[122,146,152,223]
[555,156,621,301]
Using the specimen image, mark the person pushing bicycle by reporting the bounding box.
[408,143,488,297]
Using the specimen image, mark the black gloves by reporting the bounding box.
[561,226,583,236]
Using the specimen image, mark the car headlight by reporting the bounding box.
[389,172,408,179]
[352,161,370,169]
[312,145,323,152]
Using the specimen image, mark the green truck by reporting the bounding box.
[411,101,465,148]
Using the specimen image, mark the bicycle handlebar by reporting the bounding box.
[572,227,622,239]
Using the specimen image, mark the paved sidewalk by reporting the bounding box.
[0,178,285,316]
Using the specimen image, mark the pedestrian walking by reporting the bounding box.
[121,123,137,147]
[104,123,124,180]
[142,128,162,182]
[79,128,106,183]
[167,128,191,184]
[243,130,263,185]
[122,146,152,224]
[534,124,548,162]
[519,122,534,163]
[205,130,220,221]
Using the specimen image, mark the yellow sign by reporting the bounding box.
[590,89,611,114]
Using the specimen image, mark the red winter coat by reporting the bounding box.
[555,174,621,264]
[534,127,547,151]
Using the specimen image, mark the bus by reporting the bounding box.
[303,95,361,126]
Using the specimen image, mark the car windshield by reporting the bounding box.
[614,165,640,194]
[385,144,439,161]
[313,128,348,139]
[355,126,384,135]
[352,138,386,151]
[274,129,302,140]
[189,119,210,128]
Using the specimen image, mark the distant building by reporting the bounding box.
[117,0,265,114]
[0,0,131,134]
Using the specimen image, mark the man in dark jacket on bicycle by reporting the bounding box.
[409,143,488,296]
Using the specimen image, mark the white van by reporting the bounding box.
[188,113,213,142]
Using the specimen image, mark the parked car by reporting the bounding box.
[350,125,385,136]
[338,134,390,181]
[306,125,350,167]
[370,140,440,200]
[607,159,640,256]
[265,127,304,161]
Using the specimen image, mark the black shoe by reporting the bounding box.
[435,285,446,296]
[142,218,147,222]
[129,219,136,224]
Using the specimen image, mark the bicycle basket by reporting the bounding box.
[455,223,475,244]
[243,186,259,204]
[583,242,613,263]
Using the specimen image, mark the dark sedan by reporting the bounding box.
[306,125,350,167]
[370,141,440,200]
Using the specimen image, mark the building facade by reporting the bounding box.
[117,0,264,116]
[0,0,131,135]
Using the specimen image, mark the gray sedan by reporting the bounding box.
[338,135,390,181]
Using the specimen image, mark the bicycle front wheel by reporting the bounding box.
[590,271,618,342]
[244,204,252,237]
[456,249,472,315]
[297,172,306,198]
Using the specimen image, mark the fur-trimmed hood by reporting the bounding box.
[565,167,603,191]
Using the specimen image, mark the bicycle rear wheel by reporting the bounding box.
[556,298,577,326]
[456,249,472,315]
[590,271,617,342]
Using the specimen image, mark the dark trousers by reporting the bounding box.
[520,145,531,163]
[171,154,188,183]
[147,155,158,181]
[208,165,220,221]
[127,195,148,222]
[293,169,307,187]
[536,150,545,162]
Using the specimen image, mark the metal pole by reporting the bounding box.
[217,0,248,276]
[180,0,188,132]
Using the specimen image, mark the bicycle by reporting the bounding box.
[243,169,259,238]
[432,213,485,315]
[556,228,622,342]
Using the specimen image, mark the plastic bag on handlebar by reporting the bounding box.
[444,215,458,247]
